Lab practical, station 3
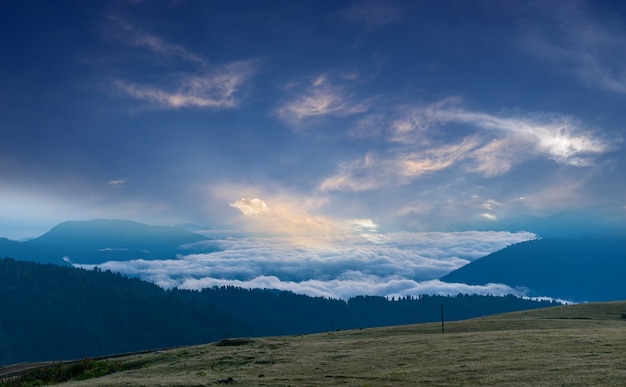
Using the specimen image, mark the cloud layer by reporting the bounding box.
[74,230,536,300]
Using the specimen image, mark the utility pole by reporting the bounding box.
[440,304,445,334]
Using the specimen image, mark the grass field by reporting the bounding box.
[3,301,626,386]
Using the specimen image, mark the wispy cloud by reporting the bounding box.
[522,1,626,94]
[74,230,536,299]
[321,99,611,192]
[108,178,128,187]
[105,17,256,109]
[106,15,207,66]
[113,61,255,109]
[276,74,369,128]
[320,138,480,192]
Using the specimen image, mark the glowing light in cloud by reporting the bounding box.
[230,197,269,216]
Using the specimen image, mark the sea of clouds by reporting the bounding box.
[75,230,536,300]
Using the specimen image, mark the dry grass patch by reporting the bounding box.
[8,301,626,386]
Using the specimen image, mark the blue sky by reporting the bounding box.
[1,1,625,298]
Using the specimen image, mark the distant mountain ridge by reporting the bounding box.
[451,206,626,238]
[0,219,216,265]
[441,234,626,302]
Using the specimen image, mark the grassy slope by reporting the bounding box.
[8,301,626,386]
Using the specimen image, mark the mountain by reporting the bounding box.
[175,223,210,232]
[0,219,216,265]
[451,205,626,238]
[441,235,626,302]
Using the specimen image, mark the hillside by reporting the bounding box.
[441,235,626,302]
[3,302,624,386]
[0,258,558,366]
[0,219,215,265]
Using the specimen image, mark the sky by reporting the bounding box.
[1,1,625,299]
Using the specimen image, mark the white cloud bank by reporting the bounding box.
[74,230,536,300]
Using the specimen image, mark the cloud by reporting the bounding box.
[113,61,256,109]
[209,184,348,237]
[177,277,526,301]
[521,1,626,94]
[108,178,128,187]
[276,74,369,128]
[319,138,480,191]
[74,230,536,300]
[440,108,610,167]
[106,15,207,66]
[230,197,269,215]
[321,99,611,192]
[105,17,256,109]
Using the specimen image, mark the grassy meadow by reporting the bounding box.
[3,301,625,386]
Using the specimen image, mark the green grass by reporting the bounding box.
[3,301,626,386]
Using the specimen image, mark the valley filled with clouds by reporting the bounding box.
[75,229,536,300]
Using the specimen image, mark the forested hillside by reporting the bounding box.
[441,235,626,302]
[0,258,244,365]
[0,258,559,365]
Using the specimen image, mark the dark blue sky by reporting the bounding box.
[2,0,625,240]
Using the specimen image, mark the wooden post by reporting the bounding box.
[440,304,445,334]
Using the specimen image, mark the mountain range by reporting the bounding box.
[453,206,626,238]
[0,219,216,265]
[1,218,624,302]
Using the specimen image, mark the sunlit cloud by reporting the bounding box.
[74,230,536,300]
[210,185,345,237]
[230,197,269,216]
[481,213,497,221]
[320,138,481,192]
[276,74,369,127]
[104,16,256,110]
[321,99,611,192]
[113,60,256,109]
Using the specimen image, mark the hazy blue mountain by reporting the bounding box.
[1,219,216,265]
[452,206,626,238]
[441,235,626,302]
[175,223,210,232]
